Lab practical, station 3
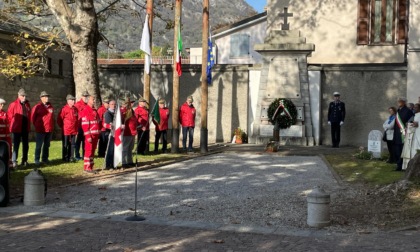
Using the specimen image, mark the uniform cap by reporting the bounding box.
[18,88,27,96]
[82,90,90,97]
[139,97,147,102]
[40,91,50,97]
[0,98,6,104]
[159,98,166,104]
[333,92,341,97]
[66,94,76,100]
[398,97,407,102]
[187,95,194,102]
[103,97,110,103]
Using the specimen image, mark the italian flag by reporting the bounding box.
[152,98,160,126]
[176,21,183,76]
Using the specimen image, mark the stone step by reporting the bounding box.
[268,30,301,38]
[265,36,306,44]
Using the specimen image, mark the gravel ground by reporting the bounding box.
[12,153,344,229]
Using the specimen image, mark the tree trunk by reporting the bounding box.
[44,0,101,104]
[72,46,101,103]
[405,153,420,180]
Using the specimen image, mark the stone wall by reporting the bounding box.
[98,64,249,144]
[317,65,407,147]
[0,38,74,139]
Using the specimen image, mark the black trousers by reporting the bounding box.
[155,130,168,152]
[105,135,114,168]
[11,132,29,163]
[75,127,85,159]
[137,130,149,154]
[386,140,396,163]
[98,131,108,157]
[394,143,404,170]
[63,135,76,162]
[331,122,341,147]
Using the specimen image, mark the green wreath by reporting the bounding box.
[267,98,298,129]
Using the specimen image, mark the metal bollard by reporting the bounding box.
[307,187,330,228]
[24,170,46,206]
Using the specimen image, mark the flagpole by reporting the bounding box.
[144,0,154,153]
[171,0,182,153]
[200,0,209,153]
[144,0,154,104]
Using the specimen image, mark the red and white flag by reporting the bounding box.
[113,102,123,168]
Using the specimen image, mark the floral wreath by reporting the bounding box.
[267,98,298,129]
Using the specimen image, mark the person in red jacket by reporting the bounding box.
[74,91,90,161]
[153,98,170,153]
[0,98,12,167]
[134,98,149,155]
[31,91,54,166]
[57,94,78,162]
[179,96,196,152]
[97,97,109,157]
[7,88,31,168]
[79,94,101,173]
[121,99,137,168]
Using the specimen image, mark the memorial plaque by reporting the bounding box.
[260,125,275,137]
[368,130,383,158]
[280,125,304,137]
[266,58,301,99]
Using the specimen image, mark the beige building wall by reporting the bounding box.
[214,19,267,64]
[267,0,405,64]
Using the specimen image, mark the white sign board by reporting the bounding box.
[368,130,383,158]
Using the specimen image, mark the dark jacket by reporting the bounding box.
[393,106,414,145]
[328,101,346,123]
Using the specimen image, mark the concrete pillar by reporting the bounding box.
[307,187,331,228]
[24,170,45,206]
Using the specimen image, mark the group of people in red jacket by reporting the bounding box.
[0,88,196,174]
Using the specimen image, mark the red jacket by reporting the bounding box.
[7,98,31,133]
[179,102,196,127]
[97,105,107,132]
[0,110,10,137]
[75,98,87,112]
[79,105,101,139]
[134,106,149,130]
[153,107,170,131]
[122,108,137,136]
[31,102,54,133]
[57,104,78,135]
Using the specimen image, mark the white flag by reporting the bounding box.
[113,103,123,168]
[140,14,151,74]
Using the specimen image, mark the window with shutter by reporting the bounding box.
[357,0,407,45]
[230,34,250,58]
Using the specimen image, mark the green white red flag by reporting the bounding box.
[176,21,183,76]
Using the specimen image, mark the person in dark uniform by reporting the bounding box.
[328,92,346,148]
[393,97,414,171]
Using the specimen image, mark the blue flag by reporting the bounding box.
[206,31,215,85]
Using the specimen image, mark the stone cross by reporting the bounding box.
[279,7,293,30]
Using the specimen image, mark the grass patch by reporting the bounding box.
[324,151,404,186]
[9,141,183,197]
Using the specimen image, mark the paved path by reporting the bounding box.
[0,211,419,252]
[2,151,420,251]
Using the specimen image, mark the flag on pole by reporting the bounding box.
[176,20,183,76]
[206,30,215,84]
[113,102,123,168]
[140,14,151,74]
[151,98,160,126]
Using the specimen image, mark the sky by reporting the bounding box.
[246,0,266,13]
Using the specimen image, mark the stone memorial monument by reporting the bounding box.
[368,130,383,158]
[252,7,315,146]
